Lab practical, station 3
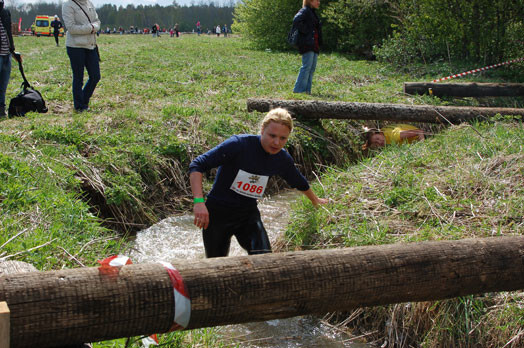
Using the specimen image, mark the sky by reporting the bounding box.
[9,0,236,8]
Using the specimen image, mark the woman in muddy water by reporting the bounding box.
[189,108,328,258]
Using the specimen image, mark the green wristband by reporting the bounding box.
[193,197,205,204]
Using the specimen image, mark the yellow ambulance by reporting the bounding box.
[31,15,64,37]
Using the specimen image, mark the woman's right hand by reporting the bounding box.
[193,202,209,229]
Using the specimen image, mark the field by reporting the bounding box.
[1,33,523,347]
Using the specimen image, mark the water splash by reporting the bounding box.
[130,190,369,347]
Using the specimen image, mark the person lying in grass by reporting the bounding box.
[362,124,425,150]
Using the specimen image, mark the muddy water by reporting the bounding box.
[130,191,370,347]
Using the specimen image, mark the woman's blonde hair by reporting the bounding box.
[260,108,293,132]
[303,0,311,7]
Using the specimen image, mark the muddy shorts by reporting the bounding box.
[203,200,271,258]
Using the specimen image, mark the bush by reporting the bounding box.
[322,0,395,58]
[232,0,299,50]
[374,0,524,66]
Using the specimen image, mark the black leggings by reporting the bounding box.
[203,201,271,258]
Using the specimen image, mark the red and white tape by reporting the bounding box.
[432,57,524,83]
[141,334,159,347]
[158,261,191,330]
[97,255,191,343]
[99,254,132,267]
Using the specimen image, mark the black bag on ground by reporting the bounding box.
[8,59,48,117]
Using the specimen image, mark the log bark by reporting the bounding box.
[246,98,524,123]
[404,82,524,97]
[2,237,524,347]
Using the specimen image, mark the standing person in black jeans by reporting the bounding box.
[62,0,101,112]
[292,0,322,94]
[51,15,63,46]
[0,0,21,117]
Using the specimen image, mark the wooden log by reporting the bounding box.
[246,98,524,123]
[0,302,9,348]
[2,237,524,347]
[404,82,524,97]
[0,262,37,348]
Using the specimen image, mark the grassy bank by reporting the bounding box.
[285,120,524,346]
[1,34,523,347]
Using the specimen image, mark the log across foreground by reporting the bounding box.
[247,98,524,123]
[403,82,524,97]
[2,237,524,347]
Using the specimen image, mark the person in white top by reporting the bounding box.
[62,0,101,112]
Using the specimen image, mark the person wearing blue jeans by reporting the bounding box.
[0,55,11,116]
[66,47,100,111]
[63,0,101,112]
[294,51,318,94]
[0,0,21,116]
[292,0,322,94]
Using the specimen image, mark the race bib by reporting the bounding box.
[230,169,269,199]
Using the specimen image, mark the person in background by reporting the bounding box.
[196,20,201,36]
[189,108,328,258]
[215,25,220,37]
[223,24,228,37]
[151,24,157,37]
[292,0,322,94]
[362,124,425,150]
[50,15,63,46]
[62,0,101,112]
[0,0,21,117]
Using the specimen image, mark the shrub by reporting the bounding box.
[374,0,524,66]
[232,0,299,50]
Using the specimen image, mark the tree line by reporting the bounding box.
[10,1,234,33]
[232,0,524,66]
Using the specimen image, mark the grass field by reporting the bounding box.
[1,33,523,347]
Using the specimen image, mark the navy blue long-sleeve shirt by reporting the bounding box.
[189,134,309,208]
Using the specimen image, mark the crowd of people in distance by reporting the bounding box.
[95,21,230,37]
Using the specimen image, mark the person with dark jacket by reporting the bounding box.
[0,0,21,116]
[151,24,158,37]
[189,108,328,258]
[51,15,63,46]
[292,0,322,94]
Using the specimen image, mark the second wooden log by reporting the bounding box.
[247,98,524,123]
[404,82,524,97]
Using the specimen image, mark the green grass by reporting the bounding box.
[285,120,524,346]
[1,34,523,347]
[286,120,523,248]
[94,328,239,348]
